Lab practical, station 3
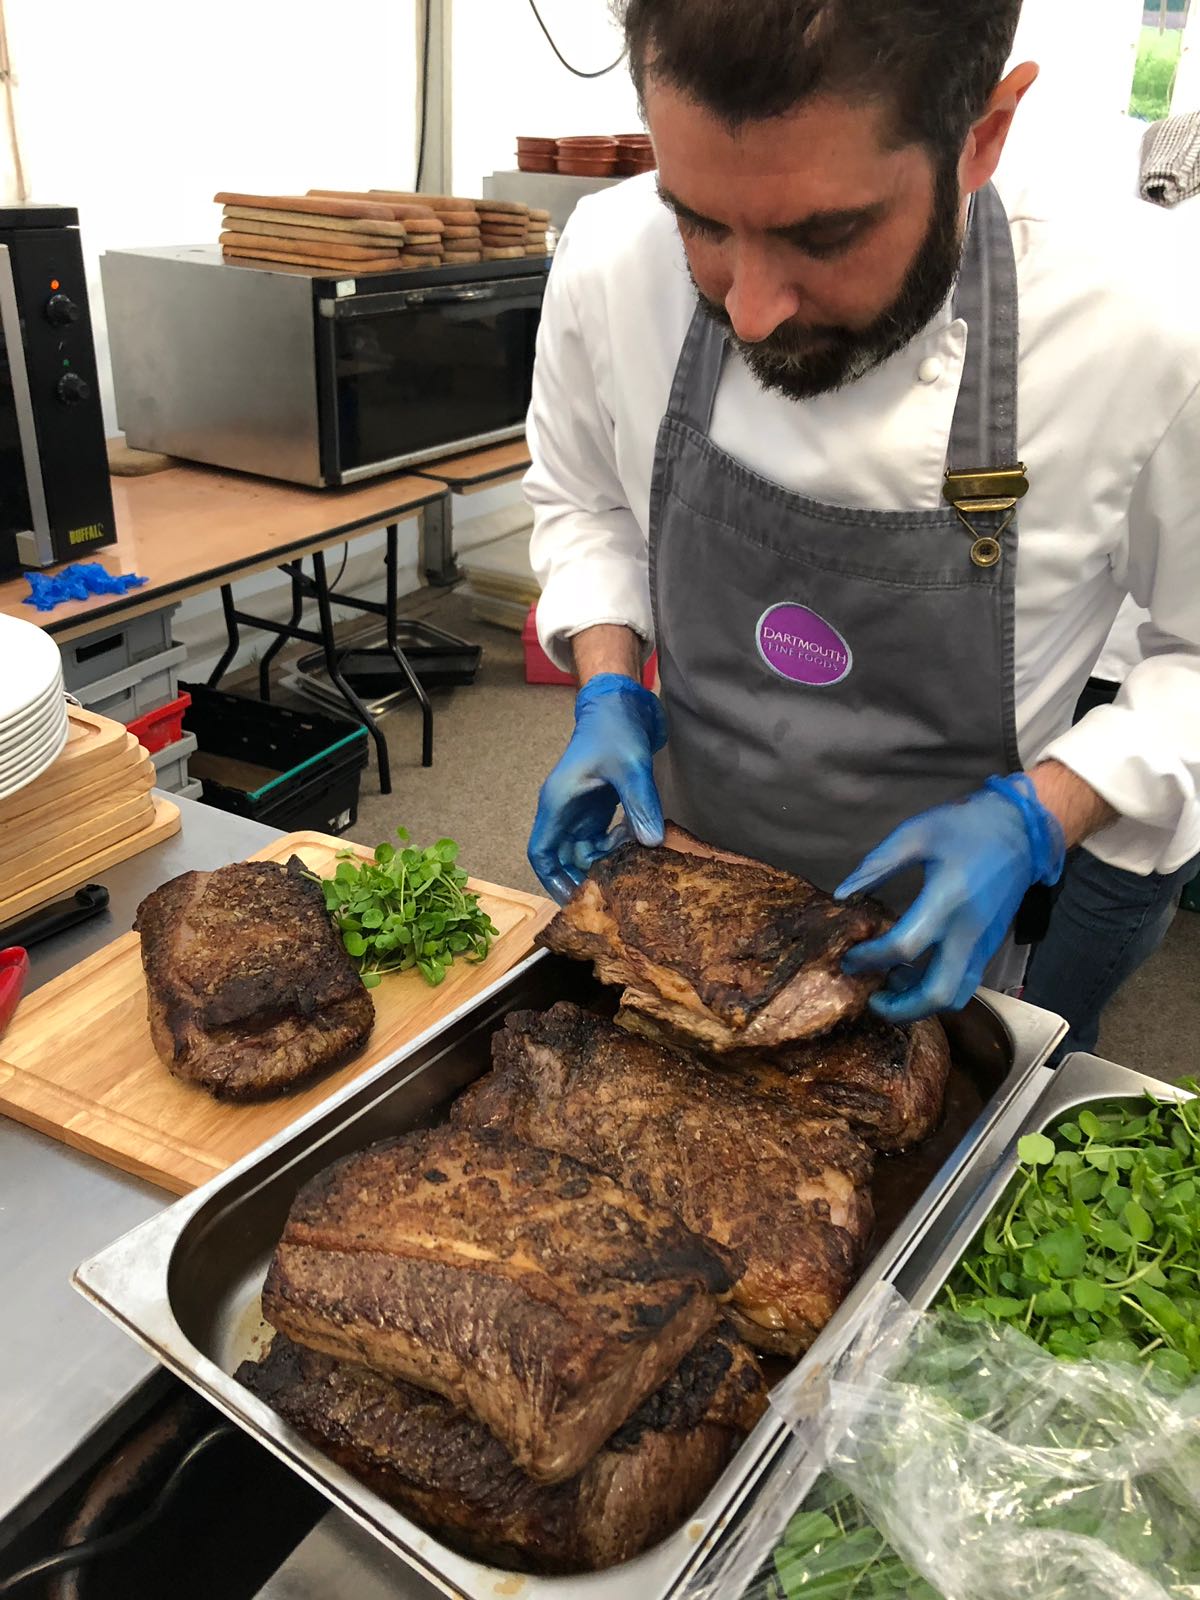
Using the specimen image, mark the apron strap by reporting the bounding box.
[665,181,1019,476]
[665,302,728,435]
[947,181,1019,472]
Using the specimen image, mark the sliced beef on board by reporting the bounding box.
[453,1003,875,1357]
[616,1005,951,1154]
[237,1322,766,1574]
[261,1126,738,1484]
[537,826,891,1052]
[134,856,374,1100]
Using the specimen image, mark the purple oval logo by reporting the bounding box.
[756,602,852,687]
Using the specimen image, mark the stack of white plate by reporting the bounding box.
[0,614,69,802]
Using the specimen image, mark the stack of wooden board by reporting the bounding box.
[215,192,447,274]
[0,707,181,923]
[475,199,551,259]
[326,190,552,261]
[216,189,554,275]
[362,192,485,264]
[523,207,552,256]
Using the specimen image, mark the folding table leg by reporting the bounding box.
[384,524,434,769]
[311,548,392,795]
[258,562,304,702]
[207,585,241,687]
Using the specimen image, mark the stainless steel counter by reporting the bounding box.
[0,796,281,1540]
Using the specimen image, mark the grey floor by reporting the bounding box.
[243,586,1199,1084]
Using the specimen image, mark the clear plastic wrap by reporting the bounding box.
[680,1283,1200,1600]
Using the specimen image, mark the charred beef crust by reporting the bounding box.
[134,857,374,1099]
[605,1319,764,1447]
[236,1323,764,1575]
[453,1005,874,1357]
[537,838,891,1046]
[261,1128,738,1483]
[538,840,891,1029]
[729,1015,952,1153]
[136,858,362,1032]
[617,1006,952,1154]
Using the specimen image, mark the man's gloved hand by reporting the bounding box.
[834,773,1066,1023]
[528,673,668,903]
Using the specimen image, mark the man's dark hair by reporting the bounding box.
[618,0,1024,160]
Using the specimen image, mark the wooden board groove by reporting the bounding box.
[0,830,554,1193]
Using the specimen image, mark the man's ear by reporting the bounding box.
[959,61,1039,195]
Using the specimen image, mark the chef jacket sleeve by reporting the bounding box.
[1036,379,1200,874]
[525,223,653,673]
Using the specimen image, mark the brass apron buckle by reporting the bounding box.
[942,464,1029,568]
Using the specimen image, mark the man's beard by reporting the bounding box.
[692,160,965,402]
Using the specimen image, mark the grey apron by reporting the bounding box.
[648,182,1023,907]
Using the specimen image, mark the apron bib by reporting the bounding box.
[648,182,1022,903]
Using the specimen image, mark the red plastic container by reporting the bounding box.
[127,689,192,753]
[522,606,657,689]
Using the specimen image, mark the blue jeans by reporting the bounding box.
[1022,845,1199,1061]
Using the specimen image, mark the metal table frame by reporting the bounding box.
[207,508,461,795]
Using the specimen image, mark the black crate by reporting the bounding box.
[181,682,369,836]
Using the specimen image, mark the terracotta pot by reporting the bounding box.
[517,153,558,173]
[556,136,618,152]
[516,137,557,153]
[557,157,619,177]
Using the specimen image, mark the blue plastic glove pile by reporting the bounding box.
[528,673,667,904]
[835,773,1066,1023]
[23,562,148,613]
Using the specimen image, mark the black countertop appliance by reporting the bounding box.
[0,204,115,579]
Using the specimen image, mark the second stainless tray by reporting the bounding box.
[895,1050,1196,1308]
[74,953,1066,1600]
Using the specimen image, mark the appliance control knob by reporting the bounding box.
[45,293,81,327]
[57,371,91,405]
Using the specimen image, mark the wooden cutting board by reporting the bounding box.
[0,830,555,1193]
[0,771,153,867]
[0,797,180,923]
[3,733,145,822]
[3,788,156,891]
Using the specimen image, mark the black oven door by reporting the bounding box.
[316,270,546,484]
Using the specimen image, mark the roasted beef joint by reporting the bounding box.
[538,836,891,1051]
[453,1003,875,1356]
[617,1006,951,1154]
[238,1322,766,1574]
[260,1127,738,1483]
[134,857,374,1100]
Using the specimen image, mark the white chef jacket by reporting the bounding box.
[526,169,1200,876]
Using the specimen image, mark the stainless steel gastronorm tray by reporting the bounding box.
[894,1050,1196,1308]
[73,951,1066,1600]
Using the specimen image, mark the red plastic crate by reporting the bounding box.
[127,689,192,753]
[522,605,657,689]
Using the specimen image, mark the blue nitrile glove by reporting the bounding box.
[834,774,1066,1023]
[23,563,147,612]
[528,673,667,903]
